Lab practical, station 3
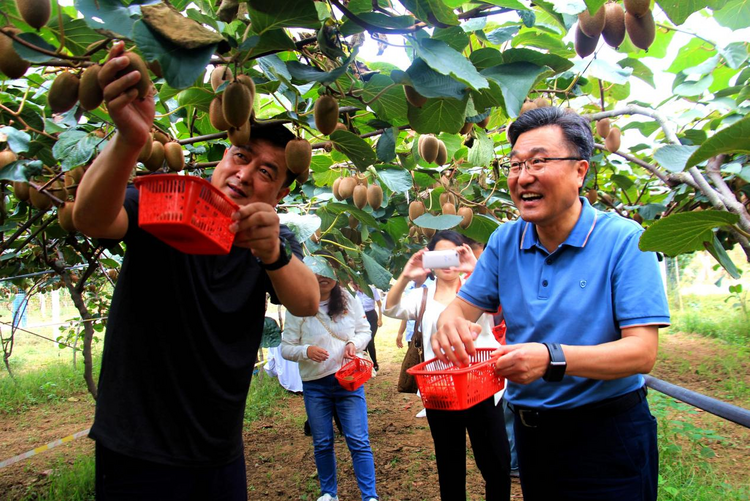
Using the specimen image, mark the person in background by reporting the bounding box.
[384,231,510,501]
[353,283,382,372]
[433,107,669,501]
[281,273,379,501]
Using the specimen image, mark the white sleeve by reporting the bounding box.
[383,287,424,321]
[280,312,310,362]
[346,295,372,351]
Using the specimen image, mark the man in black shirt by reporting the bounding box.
[74,41,320,500]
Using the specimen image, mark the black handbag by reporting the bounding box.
[397,287,428,394]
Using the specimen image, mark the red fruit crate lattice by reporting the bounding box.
[134,174,238,254]
[407,348,504,411]
[335,356,373,391]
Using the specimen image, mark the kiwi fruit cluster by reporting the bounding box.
[332,175,384,211]
[208,66,256,146]
[518,96,552,116]
[0,27,31,78]
[418,135,449,165]
[439,191,474,228]
[623,2,656,51]
[314,95,340,135]
[576,1,655,56]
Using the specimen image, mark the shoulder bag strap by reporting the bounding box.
[411,287,428,351]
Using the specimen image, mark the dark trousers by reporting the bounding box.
[364,309,379,370]
[514,394,658,501]
[95,442,247,501]
[426,397,511,501]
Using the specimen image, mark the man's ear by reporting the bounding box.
[577,160,589,188]
[275,186,290,204]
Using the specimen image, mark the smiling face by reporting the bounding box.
[210,138,290,207]
[508,125,588,231]
[317,274,338,300]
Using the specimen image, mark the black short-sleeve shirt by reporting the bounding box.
[89,185,302,467]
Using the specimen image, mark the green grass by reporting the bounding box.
[21,455,96,501]
[651,392,750,500]
[243,370,295,424]
[669,294,750,346]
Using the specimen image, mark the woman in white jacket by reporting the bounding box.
[281,274,379,501]
[384,231,510,501]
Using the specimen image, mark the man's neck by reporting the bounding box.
[535,200,583,253]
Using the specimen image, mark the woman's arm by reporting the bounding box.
[280,313,310,362]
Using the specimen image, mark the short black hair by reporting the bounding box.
[507,107,594,161]
[427,230,467,251]
[249,122,298,187]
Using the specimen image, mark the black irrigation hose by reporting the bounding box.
[645,375,750,429]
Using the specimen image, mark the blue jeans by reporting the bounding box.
[303,374,378,501]
[501,396,518,470]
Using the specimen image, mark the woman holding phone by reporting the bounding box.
[383,230,510,501]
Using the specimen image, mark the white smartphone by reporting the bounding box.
[422,249,460,269]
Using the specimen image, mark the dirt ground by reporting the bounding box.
[0,330,748,500]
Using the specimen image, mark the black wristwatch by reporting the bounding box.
[542,342,567,382]
[260,239,292,271]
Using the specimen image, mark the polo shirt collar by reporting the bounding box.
[519,196,597,251]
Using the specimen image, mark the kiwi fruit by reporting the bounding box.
[520,100,537,115]
[285,138,312,175]
[13,181,30,201]
[408,225,420,241]
[458,207,473,229]
[64,166,85,196]
[439,192,455,207]
[222,81,252,129]
[419,135,440,164]
[533,97,551,108]
[578,6,606,38]
[408,201,425,221]
[67,165,85,183]
[624,0,650,17]
[209,96,230,131]
[107,269,119,280]
[114,52,151,99]
[0,150,17,169]
[460,122,473,134]
[348,214,358,229]
[210,65,233,91]
[29,182,53,211]
[625,10,655,51]
[442,202,456,215]
[421,227,436,239]
[605,127,621,152]
[341,227,362,245]
[596,118,611,138]
[311,228,322,243]
[16,0,50,30]
[137,136,154,163]
[338,176,357,199]
[47,179,67,204]
[153,130,169,144]
[58,201,76,233]
[404,85,428,108]
[352,185,367,209]
[436,140,448,166]
[633,212,643,224]
[228,121,251,147]
[0,27,31,79]
[48,72,80,114]
[367,184,383,210]
[586,188,598,205]
[332,177,343,200]
[602,2,626,48]
[143,141,165,172]
[478,116,490,128]
[78,64,104,111]
[575,25,599,58]
[164,142,184,172]
[314,95,339,135]
[236,74,256,119]
[294,168,309,186]
[332,123,348,152]
[148,60,163,78]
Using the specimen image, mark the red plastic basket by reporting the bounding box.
[335,356,373,391]
[407,348,504,411]
[134,174,238,254]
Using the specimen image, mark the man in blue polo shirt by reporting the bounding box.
[432,107,669,501]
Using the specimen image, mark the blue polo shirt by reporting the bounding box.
[459,197,670,410]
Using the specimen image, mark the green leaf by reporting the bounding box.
[247,0,321,34]
[639,210,740,257]
[456,214,500,244]
[583,0,606,14]
[574,58,632,85]
[686,115,750,168]
[48,16,103,57]
[713,0,750,30]
[432,26,470,52]
[704,234,740,279]
[377,166,413,192]
[287,60,350,84]
[362,74,408,121]
[481,62,546,117]
[385,216,409,242]
[470,48,505,70]
[74,0,140,38]
[327,202,379,228]
[413,38,489,91]
[13,33,57,63]
[402,59,467,100]
[376,128,397,163]
[0,127,31,153]
[330,130,377,171]
[399,0,459,26]
[511,30,573,56]
[486,26,519,45]
[362,253,393,291]
[304,255,336,279]
[674,75,713,96]
[176,87,213,112]
[501,48,573,74]
[52,130,104,171]
[407,95,469,134]
[481,0,529,9]
[653,145,700,173]
[279,213,321,243]
[618,57,655,88]
[718,42,749,70]
[133,21,216,90]
[467,129,494,167]
[413,213,463,230]
[246,29,296,57]
[656,0,709,25]
[0,159,43,182]
[667,38,716,74]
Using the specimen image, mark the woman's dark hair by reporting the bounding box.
[427,230,467,251]
[507,107,594,161]
[326,281,348,321]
